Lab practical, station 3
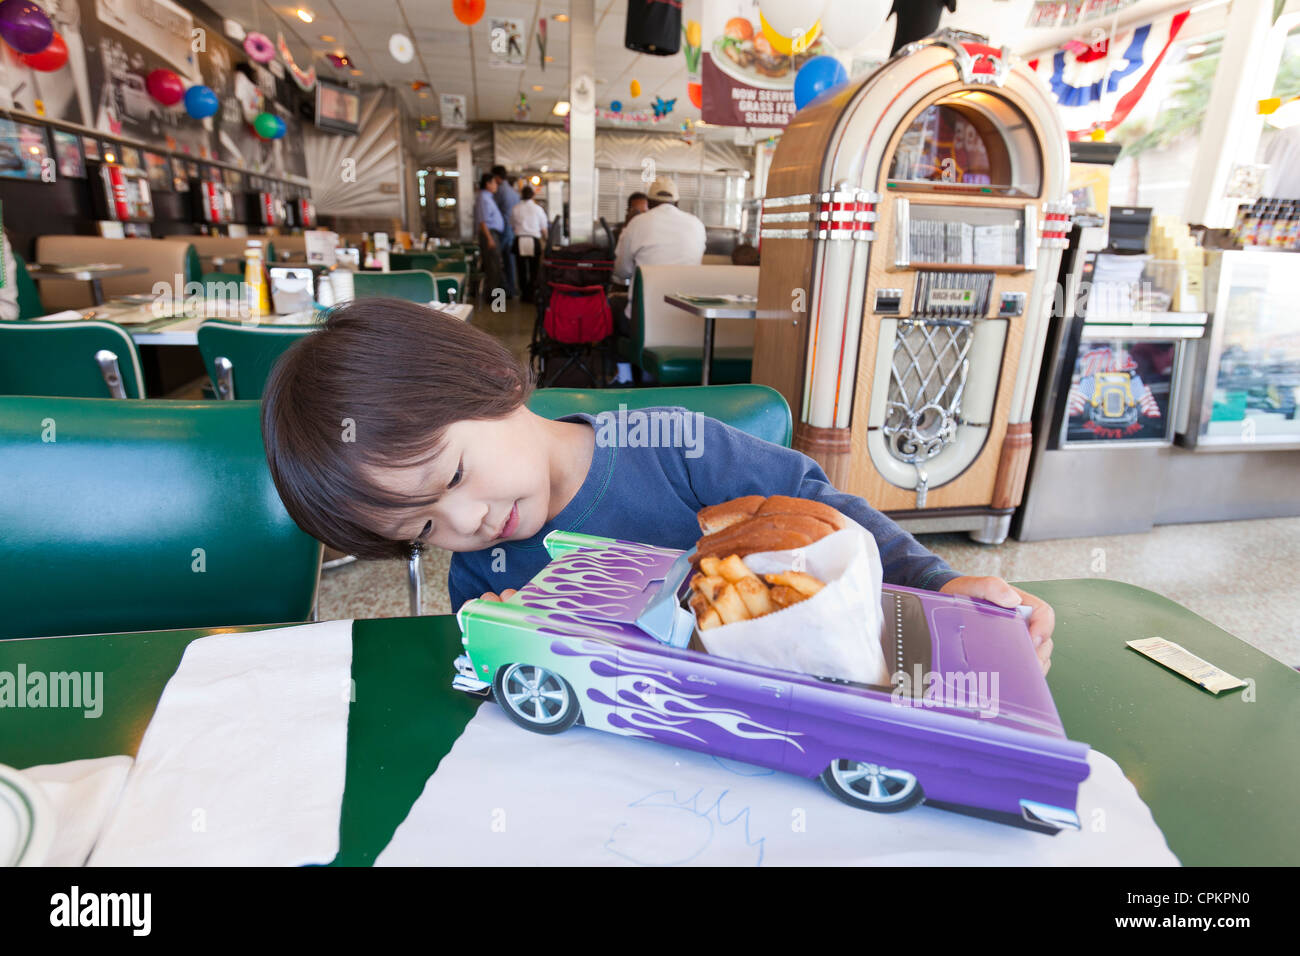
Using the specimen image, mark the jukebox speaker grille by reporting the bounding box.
[882,319,973,464]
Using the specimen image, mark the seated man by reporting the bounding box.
[610,177,707,338]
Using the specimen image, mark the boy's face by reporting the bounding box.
[367,408,551,553]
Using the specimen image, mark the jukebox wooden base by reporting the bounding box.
[754,30,1071,544]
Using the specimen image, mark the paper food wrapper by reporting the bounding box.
[695,520,888,685]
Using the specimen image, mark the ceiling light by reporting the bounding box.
[530,175,541,185]
[544,55,554,62]
[351,68,362,75]
[296,9,314,22]
[320,34,335,42]
[553,14,569,22]
[552,100,570,116]
[531,84,543,91]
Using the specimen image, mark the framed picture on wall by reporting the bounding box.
[51,130,86,178]
[174,163,190,192]
[0,119,44,180]
[82,135,101,161]
[143,152,171,191]
[119,146,143,173]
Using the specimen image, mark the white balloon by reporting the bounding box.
[820,0,890,50]
[389,33,415,64]
[759,0,828,39]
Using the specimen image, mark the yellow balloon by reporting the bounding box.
[758,11,821,56]
[630,79,641,98]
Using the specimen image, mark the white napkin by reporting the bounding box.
[376,706,1178,866]
[88,621,353,867]
[21,756,132,866]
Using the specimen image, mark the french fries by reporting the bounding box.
[689,553,824,631]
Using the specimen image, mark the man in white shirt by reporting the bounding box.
[510,186,550,302]
[611,176,706,328]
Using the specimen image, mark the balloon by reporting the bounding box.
[688,81,702,110]
[18,29,64,70]
[793,55,848,111]
[146,69,185,106]
[759,12,821,56]
[184,84,219,119]
[244,31,275,64]
[820,0,889,49]
[389,33,414,63]
[253,111,281,139]
[0,0,52,55]
[452,0,485,27]
[630,79,641,98]
[271,115,287,139]
[609,100,622,112]
[758,0,825,46]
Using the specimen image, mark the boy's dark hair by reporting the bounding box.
[262,298,533,560]
[479,172,494,189]
[627,192,648,207]
[490,164,508,180]
[521,185,534,200]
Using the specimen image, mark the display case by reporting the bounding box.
[1177,250,1300,450]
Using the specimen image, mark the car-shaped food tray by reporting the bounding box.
[454,531,1090,832]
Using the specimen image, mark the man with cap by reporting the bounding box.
[611,176,707,327]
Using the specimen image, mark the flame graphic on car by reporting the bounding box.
[517,546,675,619]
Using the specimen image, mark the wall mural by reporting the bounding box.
[0,0,308,179]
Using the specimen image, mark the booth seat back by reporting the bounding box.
[527,384,792,448]
[197,320,316,400]
[0,397,322,639]
[0,320,145,398]
[353,269,436,302]
[267,234,308,263]
[34,236,201,310]
[188,235,262,272]
[633,264,758,353]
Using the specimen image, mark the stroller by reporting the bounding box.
[529,217,617,388]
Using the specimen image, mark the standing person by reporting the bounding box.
[492,165,521,298]
[475,173,506,299]
[610,176,707,333]
[509,185,550,303]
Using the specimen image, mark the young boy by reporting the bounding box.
[262,300,1054,673]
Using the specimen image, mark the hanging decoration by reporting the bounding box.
[683,19,702,109]
[325,52,351,69]
[183,84,220,119]
[18,29,65,70]
[253,111,286,139]
[608,100,622,113]
[411,80,430,92]
[793,54,847,110]
[1026,8,1190,141]
[595,105,675,125]
[452,0,485,27]
[389,33,414,64]
[679,118,696,145]
[758,6,823,57]
[277,32,317,91]
[243,31,276,64]
[536,18,547,70]
[146,68,186,106]
[629,79,641,99]
[513,92,530,121]
[651,96,675,118]
[0,0,52,55]
[1026,0,1140,29]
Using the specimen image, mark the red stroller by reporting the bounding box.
[530,218,617,388]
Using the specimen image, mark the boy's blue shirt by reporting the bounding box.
[447,408,961,610]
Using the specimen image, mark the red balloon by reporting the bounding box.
[18,29,65,71]
[145,68,185,106]
[452,0,485,26]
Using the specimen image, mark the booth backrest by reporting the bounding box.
[633,264,758,351]
[267,235,308,262]
[0,320,146,398]
[188,235,259,272]
[34,236,200,310]
[0,396,322,639]
[196,320,317,400]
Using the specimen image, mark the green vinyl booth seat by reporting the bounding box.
[526,384,791,447]
[197,319,318,400]
[0,397,322,639]
[389,252,444,272]
[0,320,145,398]
[624,269,753,385]
[352,269,437,303]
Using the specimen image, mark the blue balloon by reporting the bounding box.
[793,55,849,111]
[183,84,219,119]
[609,100,622,112]
[270,114,287,139]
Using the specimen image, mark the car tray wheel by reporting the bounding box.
[820,759,924,813]
[493,663,581,735]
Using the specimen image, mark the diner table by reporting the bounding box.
[664,293,759,386]
[27,265,150,306]
[1,579,1294,867]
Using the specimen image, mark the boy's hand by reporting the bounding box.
[478,589,517,602]
[938,576,1055,675]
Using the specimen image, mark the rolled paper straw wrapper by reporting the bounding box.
[330,269,354,304]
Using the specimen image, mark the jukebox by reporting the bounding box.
[192,174,236,227]
[89,160,155,226]
[753,29,1071,544]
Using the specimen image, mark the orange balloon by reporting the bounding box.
[452,0,484,26]
[630,79,641,98]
